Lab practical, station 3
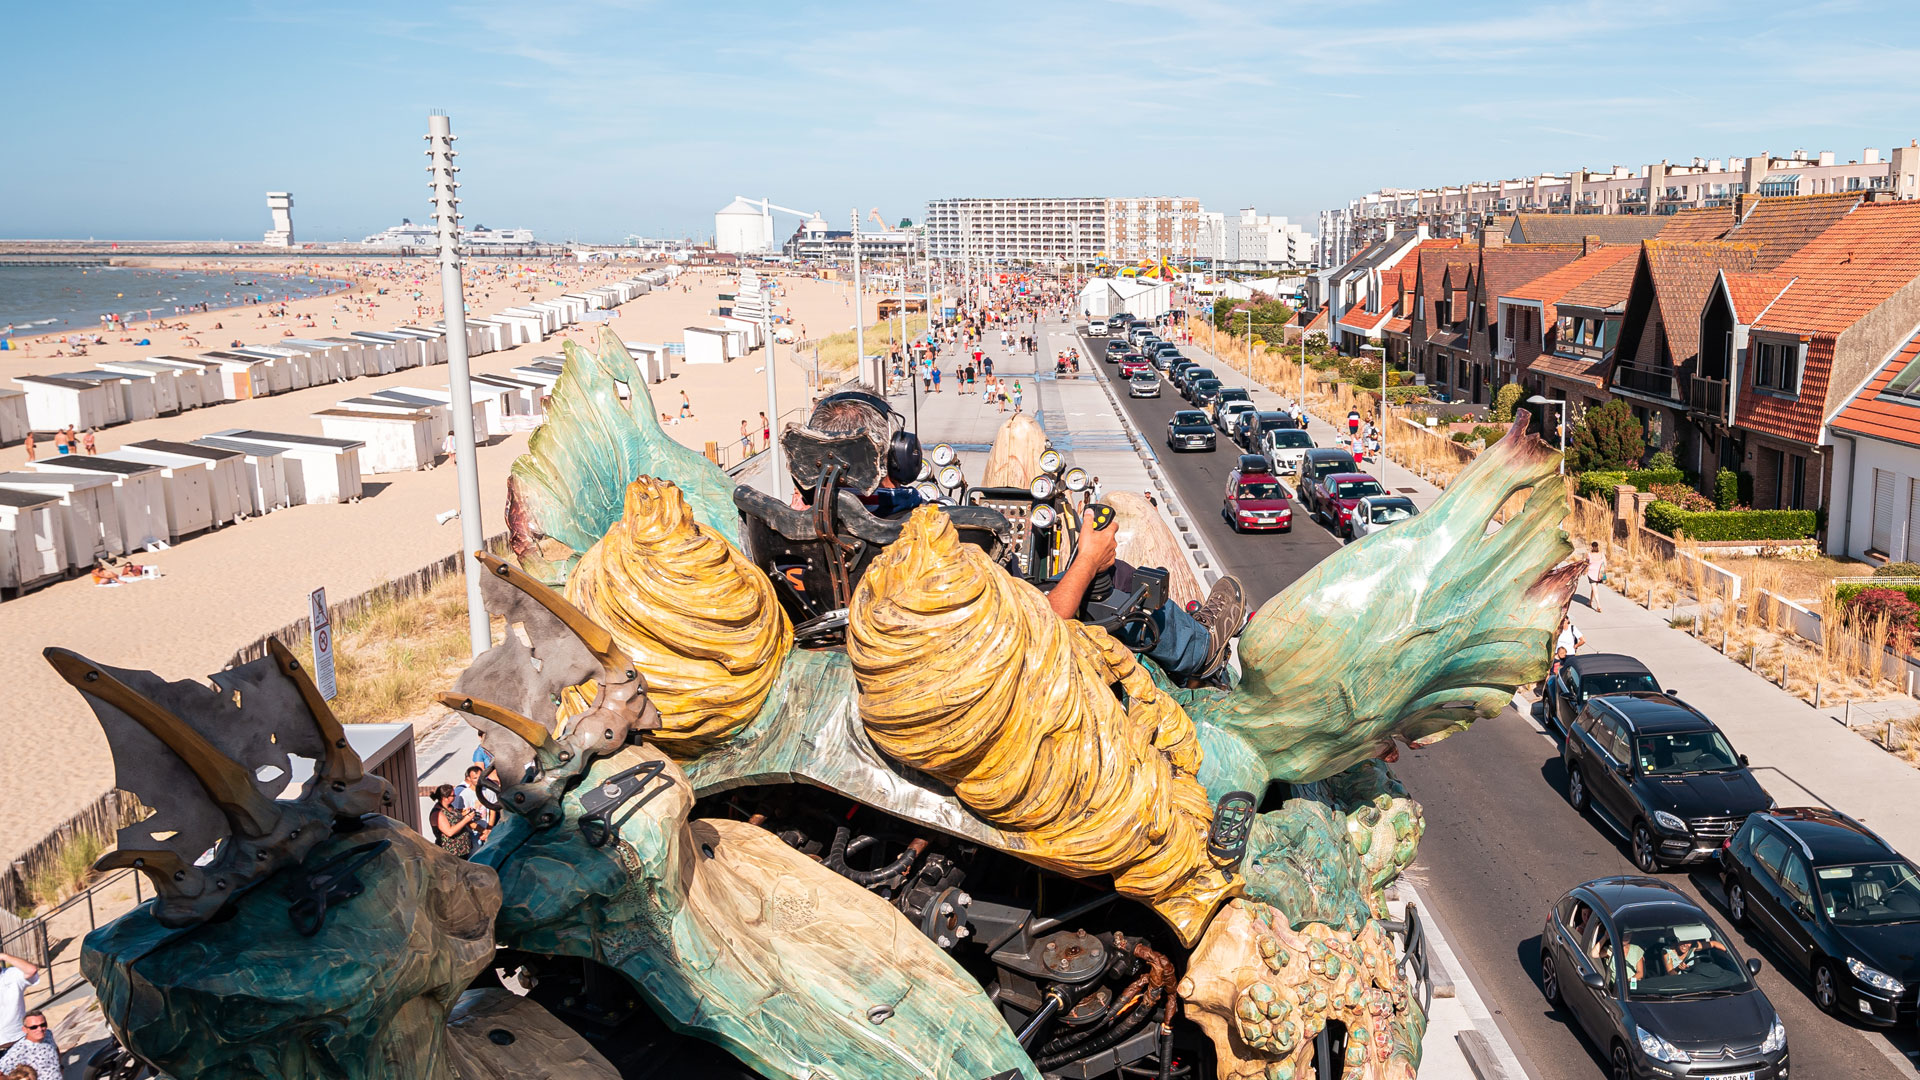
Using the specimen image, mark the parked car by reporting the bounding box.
[1129,373,1161,398]
[1319,473,1388,536]
[1152,342,1182,360]
[1129,326,1156,348]
[1216,401,1257,438]
[1168,360,1198,387]
[1295,448,1358,517]
[1190,379,1224,409]
[1210,387,1252,419]
[1563,692,1773,874]
[1105,338,1132,358]
[1262,427,1316,474]
[1349,495,1418,540]
[1179,368,1217,400]
[1166,410,1217,451]
[1117,359,1152,379]
[1721,806,1920,1025]
[1541,877,1785,1080]
[1089,318,1110,336]
[1150,351,1180,372]
[1222,460,1292,533]
[1544,654,1663,738]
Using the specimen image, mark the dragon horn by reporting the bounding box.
[265,638,364,785]
[475,551,620,665]
[44,648,281,839]
[436,692,558,753]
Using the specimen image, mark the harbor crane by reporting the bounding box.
[735,196,819,250]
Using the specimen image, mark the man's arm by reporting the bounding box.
[1048,509,1117,621]
[0,952,38,981]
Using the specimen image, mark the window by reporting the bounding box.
[1872,469,1896,554]
[1752,831,1790,882]
[1753,339,1802,393]
[1781,853,1814,910]
[1908,479,1920,562]
[1817,862,1920,925]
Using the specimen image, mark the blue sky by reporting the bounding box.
[6,1,1918,242]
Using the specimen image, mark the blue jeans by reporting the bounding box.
[1119,601,1209,679]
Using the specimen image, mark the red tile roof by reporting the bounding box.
[1384,315,1411,334]
[1337,302,1393,332]
[1304,308,1329,333]
[1752,200,1920,335]
[1730,192,1864,267]
[1528,353,1606,388]
[1642,240,1762,360]
[1505,243,1639,304]
[1718,272,1795,324]
[1656,206,1735,242]
[1558,253,1640,311]
[1831,332,1920,446]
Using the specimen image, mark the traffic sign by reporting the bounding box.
[310,587,336,701]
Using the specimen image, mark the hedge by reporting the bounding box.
[1576,468,1690,500]
[1643,502,1817,541]
[1836,582,1920,606]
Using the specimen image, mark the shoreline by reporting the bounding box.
[2,260,362,343]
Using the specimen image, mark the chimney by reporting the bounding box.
[1865,147,1882,165]
[1482,220,1507,249]
[1818,150,1836,167]
[1583,235,1603,256]
[1735,192,1754,221]
[1384,221,1396,241]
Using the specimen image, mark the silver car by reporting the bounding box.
[1129,373,1160,398]
[1349,495,1418,540]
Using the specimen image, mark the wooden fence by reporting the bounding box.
[3,790,143,914]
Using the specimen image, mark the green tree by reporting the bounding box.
[1490,383,1523,423]
[1566,400,1645,471]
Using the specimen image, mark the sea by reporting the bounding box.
[0,263,350,340]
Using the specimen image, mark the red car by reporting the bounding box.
[1222,464,1293,532]
[1117,359,1152,379]
[1320,472,1389,537]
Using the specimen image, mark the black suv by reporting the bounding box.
[1541,877,1784,1080]
[1295,448,1358,517]
[1564,692,1772,873]
[1721,807,1920,1025]
[1165,410,1216,452]
[1178,367,1217,400]
[1104,338,1132,359]
[1544,653,1663,737]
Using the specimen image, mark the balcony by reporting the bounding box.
[1614,364,1677,400]
[1689,375,1728,420]
[1555,341,1608,363]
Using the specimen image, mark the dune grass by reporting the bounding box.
[800,315,928,374]
[290,571,501,727]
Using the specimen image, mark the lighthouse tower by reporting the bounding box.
[264,192,295,247]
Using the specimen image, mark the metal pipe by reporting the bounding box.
[427,112,490,657]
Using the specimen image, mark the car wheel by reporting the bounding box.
[1609,1042,1636,1080]
[1814,958,1842,1015]
[1540,950,1562,1006]
[1728,882,1748,927]
[1632,822,1662,874]
[1567,766,1588,811]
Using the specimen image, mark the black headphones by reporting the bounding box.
[816,391,923,485]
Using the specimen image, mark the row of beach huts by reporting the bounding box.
[0,270,680,598]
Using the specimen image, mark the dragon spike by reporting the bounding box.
[476,551,617,663]
[45,647,281,839]
[265,638,363,785]
[436,692,557,753]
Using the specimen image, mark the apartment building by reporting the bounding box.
[1335,142,1920,251]
[1199,208,1315,268]
[923,197,1109,265]
[1106,197,1204,262]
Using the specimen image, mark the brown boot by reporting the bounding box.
[1193,575,1247,677]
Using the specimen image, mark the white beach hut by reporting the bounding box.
[92,448,216,538]
[0,470,125,567]
[284,339,359,381]
[15,375,114,432]
[0,389,30,444]
[392,328,448,366]
[98,360,184,415]
[143,357,222,408]
[312,408,435,473]
[682,327,728,365]
[624,343,670,384]
[0,489,66,595]
[200,352,275,400]
[236,346,318,389]
[472,374,545,423]
[24,455,170,551]
[209,429,364,503]
[124,440,254,521]
[192,436,293,511]
[57,370,158,425]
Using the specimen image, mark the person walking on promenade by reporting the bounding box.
[679,391,694,420]
[81,428,95,454]
[1347,409,1361,440]
[1012,381,1024,413]
[52,429,69,456]
[931,367,942,393]
[430,785,476,858]
[1585,540,1607,612]
[739,420,753,455]
[761,411,770,449]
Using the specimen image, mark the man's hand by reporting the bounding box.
[1046,508,1117,621]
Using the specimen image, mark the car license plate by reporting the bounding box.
[1720,1072,1754,1080]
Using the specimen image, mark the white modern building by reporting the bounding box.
[715,197,772,254]
[361,220,538,251]
[264,192,294,247]
[1196,208,1315,268]
[924,197,1109,265]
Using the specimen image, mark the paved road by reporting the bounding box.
[1073,326,1916,1080]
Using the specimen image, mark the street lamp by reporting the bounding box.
[1528,394,1567,473]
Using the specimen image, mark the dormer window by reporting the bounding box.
[1752,337,1803,394]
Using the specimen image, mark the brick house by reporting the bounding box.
[1403,229,1582,405]
[1691,199,1920,514]
[1493,242,1641,422]
[1825,333,1920,561]
[1460,242,1585,402]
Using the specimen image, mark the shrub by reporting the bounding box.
[1842,588,1920,651]
[1574,467,1690,500]
[1450,431,1475,444]
[1471,424,1507,446]
[1643,503,1817,541]
[1714,468,1739,511]
[1873,561,1920,579]
[1646,449,1676,472]
[1649,482,1715,512]
[1490,383,1524,423]
[1567,400,1645,471]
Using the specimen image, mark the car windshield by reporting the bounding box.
[1617,919,1751,999]
[1174,412,1208,424]
[1369,502,1415,524]
[1269,431,1314,449]
[1238,483,1284,500]
[1581,671,1661,697]
[1131,375,1156,384]
[1334,480,1386,499]
[1816,862,1920,925]
[1634,730,1740,775]
[1220,390,1249,401]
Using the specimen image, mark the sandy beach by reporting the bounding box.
[0,259,881,867]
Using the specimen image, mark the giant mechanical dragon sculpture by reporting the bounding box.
[56,327,1576,1080]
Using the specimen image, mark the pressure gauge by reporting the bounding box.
[1030,474,1057,501]
[1063,467,1090,493]
[912,481,940,501]
[1039,448,1064,474]
[916,458,933,482]
[938,464,964,489]
[1030,504,1057,529]
[931,443,957,467]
